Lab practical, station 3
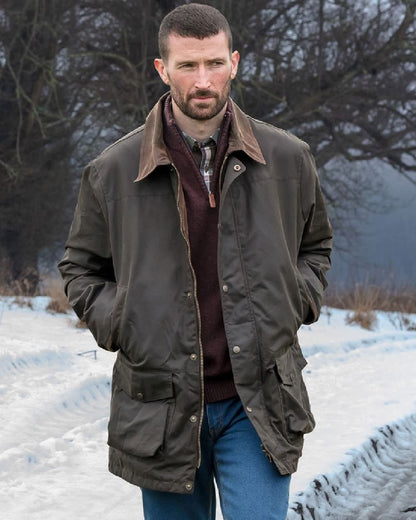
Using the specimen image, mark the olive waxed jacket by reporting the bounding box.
[58,94,332,494]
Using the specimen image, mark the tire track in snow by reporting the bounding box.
[302,333,416,359]
[0,348,73,378]
[288,413,416,520]
[0,344,111,477]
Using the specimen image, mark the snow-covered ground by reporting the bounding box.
[1,299,415,520]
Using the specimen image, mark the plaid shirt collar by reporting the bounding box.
[182,129,221,195]
[182,129,221,149]
[136,93,265,183]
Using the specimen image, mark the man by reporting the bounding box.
[58,3,332,519]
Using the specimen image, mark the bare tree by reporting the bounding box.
[224,0,415,249]
[0,0,119,291]
[67,0,177,147]
[1,0,414,292]
[79,0,416,225]
[0,0,82,291]
[231,0,415,176]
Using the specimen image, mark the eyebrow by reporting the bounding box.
[176,57,227,66]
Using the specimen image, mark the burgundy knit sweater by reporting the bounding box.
[163,97,237,403]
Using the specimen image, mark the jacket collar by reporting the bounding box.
[135,93,265,182]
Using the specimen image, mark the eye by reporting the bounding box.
[209,60,225,68]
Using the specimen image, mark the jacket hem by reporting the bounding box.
[108,449,196,494]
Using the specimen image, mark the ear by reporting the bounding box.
[154,58,170,85]
[230,51,240,80]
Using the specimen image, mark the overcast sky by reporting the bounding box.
[328,167,416,286]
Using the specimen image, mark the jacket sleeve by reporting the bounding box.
[297,144,333,325]
[58,163,118,351]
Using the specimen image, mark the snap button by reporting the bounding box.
[185,482,193,491]
[190,353,198,361]
[232,345,241,354]
[222,284,229,293]
[136,392,144,400]
[190,415,198,423]
[186,291,192,299]
[233,164,242,172]
[246,407,253,413]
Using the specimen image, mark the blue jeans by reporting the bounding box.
[141,396,291,519]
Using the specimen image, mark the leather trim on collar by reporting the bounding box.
[135,93,265,182]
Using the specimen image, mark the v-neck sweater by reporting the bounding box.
[163,97,237,403]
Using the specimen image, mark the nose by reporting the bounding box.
[194,66,211,89]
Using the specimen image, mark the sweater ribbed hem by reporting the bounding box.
[204,378,238,403]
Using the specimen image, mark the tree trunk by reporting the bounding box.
[0,230,39,295]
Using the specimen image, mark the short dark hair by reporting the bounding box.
[158,3,233,60]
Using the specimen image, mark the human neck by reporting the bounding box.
[171,99,226,141]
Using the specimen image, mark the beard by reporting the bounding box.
[170,79,231,121]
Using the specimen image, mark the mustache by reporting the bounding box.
[190,90,218,99]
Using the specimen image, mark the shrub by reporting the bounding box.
[43,277,71,314]
[324,280,416,330]
[0,261,38,298]
[75,319,88,329]
[324,282,416,314]
[345,310,378,330]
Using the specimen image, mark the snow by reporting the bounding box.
[1,298,415,520]
[288,414,416,519]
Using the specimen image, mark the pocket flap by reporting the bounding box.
[275,339,308,386]
[275,357,295,386]
[275,344,307,386]
[108,383,171,457]
[115,356,173,402]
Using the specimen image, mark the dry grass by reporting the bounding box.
[2,266,416,330]
[0,263,35,308]
[325,282,416,313]
[42,277,71,314]
[0,267,72,314]
[0,263,35,298]
[10,296,34,310]
[0,266,73,315]
[324,282,416,330]
[75,319,88,328]
[345,309,378,330]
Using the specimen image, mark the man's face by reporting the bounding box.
[154,31,239,121]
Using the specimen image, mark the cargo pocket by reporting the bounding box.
[275,347,315,437]
[265,344,315,442]
[108,361,174,458]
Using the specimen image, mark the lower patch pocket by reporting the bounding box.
[108,384,171,457]
[275,349,315,436]
[107,364,174,458]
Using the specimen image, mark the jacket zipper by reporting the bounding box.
[172,165,205,469]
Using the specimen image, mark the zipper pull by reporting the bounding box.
[209,192,216,208]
